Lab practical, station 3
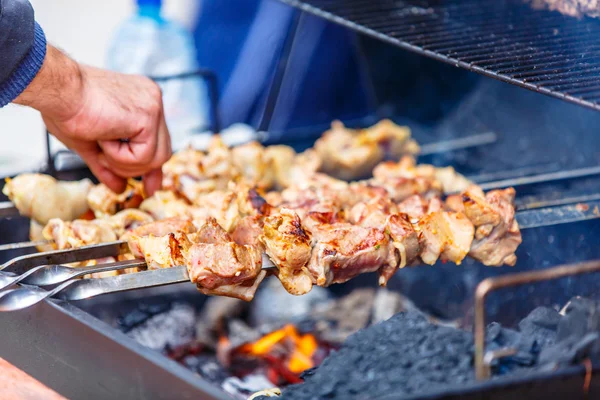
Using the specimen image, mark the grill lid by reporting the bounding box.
[278,0,600,112]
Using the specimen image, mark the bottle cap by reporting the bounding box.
[137,0,162,7]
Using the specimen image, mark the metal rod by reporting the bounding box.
[0,241,129,275]
[516,193,600,211]
[0,259,147,291]
[478,165,600,191]
[474,260,600,380]
[0,240,52,252]
[0,202,19,218]
[419,132,497,156]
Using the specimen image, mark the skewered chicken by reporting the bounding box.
[3,174,93,225]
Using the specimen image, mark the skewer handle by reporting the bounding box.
[0,266,190,311]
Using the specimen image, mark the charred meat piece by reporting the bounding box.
[3,174,93,225]
[417,211,474,265]
[127,231,190,270]
[186,242,262,291]
[86,180,145,218]
[463,186,522,266]
[307,222,395,287]
[261,209,313,295]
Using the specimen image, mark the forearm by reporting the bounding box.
[0,0,47,107]
[14,45,85,121]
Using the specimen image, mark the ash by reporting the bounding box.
[279,297,600,400]
[124,303,196,352]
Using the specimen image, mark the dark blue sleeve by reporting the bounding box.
[0,0,47,107]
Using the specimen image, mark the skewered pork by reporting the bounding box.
[3,118,524,302]
[127,218,266,301]
[462,186,522,266]
[261,209,313,295]
[3,174,93,225]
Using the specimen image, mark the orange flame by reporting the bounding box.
[239,324,318,374]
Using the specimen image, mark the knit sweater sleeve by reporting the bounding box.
[0,0,47,107]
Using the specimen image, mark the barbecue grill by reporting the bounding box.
[4,0,600,399]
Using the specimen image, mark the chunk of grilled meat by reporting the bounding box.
[3,174,93,225]
[462,186,522,266]
[261,209,313,295]
[307,220,396,287]
[121,217,196,241]
[86,180,145,218]
[381,214,420,281]
[43,218,117,250]
[231,141,275,189]
[128,231,190,270]
[107,209,154,238]
[140,190,191,220]
[417,211,474,265]
[126,218,266,301]
[315,120,419,180]
[372,156,472,200]
[188,220,265,300]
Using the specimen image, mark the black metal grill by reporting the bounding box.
[277,0,600,112]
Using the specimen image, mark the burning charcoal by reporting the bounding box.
[281,311,477,400]
[485,322,538,372]
[250,277,331,327]
[537,297,600,368]
[182,354,231,385]
[126,303,196,352]
[222,374,276,400]
[117,302,173,332]
[556,297,600,341]
[518,306,560,348]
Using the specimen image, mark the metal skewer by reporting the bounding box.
[0,259,147,291]
[0,201,18,218]
[0,253,276,311]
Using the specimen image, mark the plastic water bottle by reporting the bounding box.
[107,0,210,148]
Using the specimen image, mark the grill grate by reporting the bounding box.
[278,0,600,112]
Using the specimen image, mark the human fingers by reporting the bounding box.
[98,130,159,168]
[142,168,163,196]
[150,113,172,169]
[79,148,128,193]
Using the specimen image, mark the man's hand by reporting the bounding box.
[14,45,172,195]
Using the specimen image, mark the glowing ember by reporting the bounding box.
[239,324,319,375]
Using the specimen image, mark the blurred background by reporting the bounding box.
[0,0,475,176]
